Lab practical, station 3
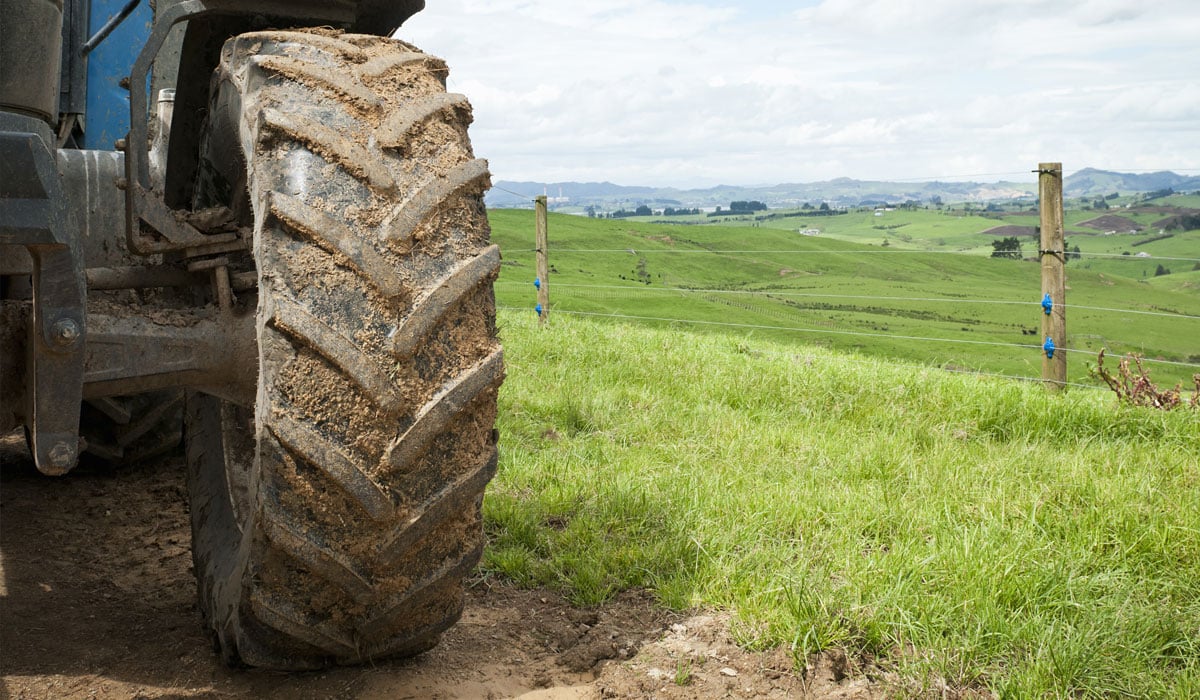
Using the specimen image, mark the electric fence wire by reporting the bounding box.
[497,282,1200,321]
[882,170,1034,182]
[544,247,1200,263]
[1076,252,1200,262]
[513,307,1047,351]
[1058,347,1200,369]
[495,302,1200,371]
[496,305,1114,389]
[549,248,975,255]
[492,185,539,201]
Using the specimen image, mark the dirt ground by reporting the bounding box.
[1,432,887,699]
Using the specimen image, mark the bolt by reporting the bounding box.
[115,138,127,151]
[48,441,75,470]
[51,318,81,347]
[115,177,128,190]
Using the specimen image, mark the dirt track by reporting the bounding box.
[1,433,884,699]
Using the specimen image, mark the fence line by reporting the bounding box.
[496,281,1200,321]
[1058,347,1200,369]
[549,248,975,255]
[512,307,1045,351]
[495,303,1200,372]
[492,185,540,201]
[496,305,1114,390]
[1079,252,1200,263]
[544,247,1200,264]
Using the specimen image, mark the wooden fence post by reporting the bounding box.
[535,195,550,326]
[1038,162,1067,390]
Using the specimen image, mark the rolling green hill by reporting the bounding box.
[488,209,1200,388]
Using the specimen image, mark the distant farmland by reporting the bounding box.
[487,207,1200,389]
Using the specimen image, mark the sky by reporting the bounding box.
[401,0,1200,188]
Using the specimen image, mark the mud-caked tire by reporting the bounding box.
[184,30,502,669]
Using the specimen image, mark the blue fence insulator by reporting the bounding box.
[1043,336,1056,359]
[1041,293,1053,315]
[536,303,543,316]
[534,278,542,290]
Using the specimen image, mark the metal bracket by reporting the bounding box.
[0,130,86,474]
[83,311,255,405]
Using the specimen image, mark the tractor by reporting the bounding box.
[0,0,503,669]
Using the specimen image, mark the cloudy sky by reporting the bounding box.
[401,0,1200,188]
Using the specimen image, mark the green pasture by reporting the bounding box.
[489,210,1200,388]
[489,310,1200,697]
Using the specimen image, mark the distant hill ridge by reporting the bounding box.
[487,169,1200,208]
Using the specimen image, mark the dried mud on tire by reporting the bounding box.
[1,435,892,699]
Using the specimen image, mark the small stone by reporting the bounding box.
[670,624,687,634]
[719,667,738,677]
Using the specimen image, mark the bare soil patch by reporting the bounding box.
[1,433,888,698]
[979,225,1036,237]
[1078,214,1142,232]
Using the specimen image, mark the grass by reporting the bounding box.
[487,309,1200,696]
[488,209,1200,387]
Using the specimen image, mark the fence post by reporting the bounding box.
[535,195,550,326]
[1038,162,1067,390]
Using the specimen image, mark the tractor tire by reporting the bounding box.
[79,392,183,466]
[184,30,502,669]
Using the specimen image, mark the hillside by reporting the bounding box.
[487,169,1200,210]
[488,209,1200,388]
[492,309,1200,697]
[1065,168,1200,197]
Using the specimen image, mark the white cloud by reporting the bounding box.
[401,0,1200,186]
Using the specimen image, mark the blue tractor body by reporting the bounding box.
[84,0,153,149]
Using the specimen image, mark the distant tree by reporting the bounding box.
[819,202,830,212]
[1105,192,1120,200]
[990,236,1023,259]
[801,202,814,210]
[730,200,767,212]
[1155,264,1171,276]
[1164,213,1200,231]
[929,195,943,207]
[586,205,596,218]
[634,204,652,216]
[1067,244,1082,261]
[1094,197,1109,210]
